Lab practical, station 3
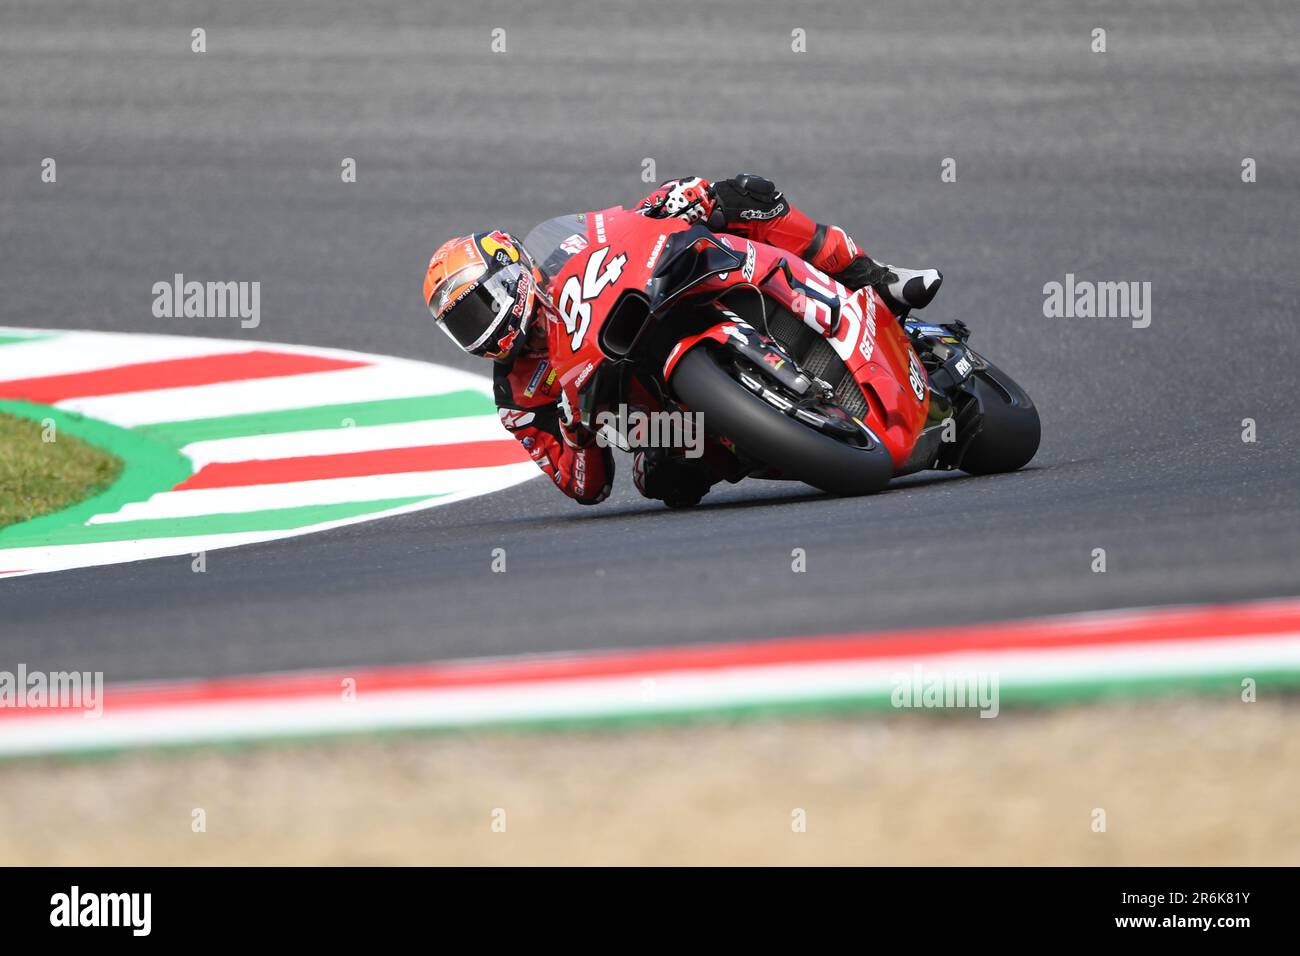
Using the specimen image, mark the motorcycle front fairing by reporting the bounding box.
[528,207,700,443]
[656,232,931,471]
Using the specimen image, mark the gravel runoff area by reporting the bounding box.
[1,696,1296,865]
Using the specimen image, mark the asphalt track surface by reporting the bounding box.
[2,0,1298,682]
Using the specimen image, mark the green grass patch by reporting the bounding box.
[0,412,122,530]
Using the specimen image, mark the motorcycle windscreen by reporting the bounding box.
[522,214,589,282]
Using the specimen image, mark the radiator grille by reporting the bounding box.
[834,371,869,420]
[800,338,845,387]
[764,305,865,415]
[764,309,810,357]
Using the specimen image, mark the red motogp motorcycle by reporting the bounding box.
[524,206,1040,501]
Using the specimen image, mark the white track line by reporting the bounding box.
[178,415,505,468]
[59,363,489,427]
[0,329,251,380]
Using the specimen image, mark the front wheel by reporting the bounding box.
[670,346,894,496]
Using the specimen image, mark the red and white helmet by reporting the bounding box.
[423,230,550,360]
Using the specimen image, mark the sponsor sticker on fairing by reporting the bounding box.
[646,233,668,270]
[907,352,927,401]
[560,234,588,255]
[720,323,750,345]
[741,241,756,282]
[856,293,879,361]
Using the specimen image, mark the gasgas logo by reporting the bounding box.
[645,233,668,269]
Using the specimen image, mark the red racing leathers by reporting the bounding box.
[493,174,882,505]
[494,352,615,504]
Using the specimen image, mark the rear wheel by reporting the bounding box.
[959,361,1041,475]
[670,346,894,496]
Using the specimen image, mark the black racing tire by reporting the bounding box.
[959,361,1041,475]
[670,346,894,496]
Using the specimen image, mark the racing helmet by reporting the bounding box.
[423,230,548,361]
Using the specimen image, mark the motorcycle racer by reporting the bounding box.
[422,174,943,507]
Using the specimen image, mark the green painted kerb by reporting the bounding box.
[17,495,443,546]
[0,400,192,548]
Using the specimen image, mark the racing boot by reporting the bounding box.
[879,264,943,314]
[832,256,943,316]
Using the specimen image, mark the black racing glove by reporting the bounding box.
[707,174,789,230]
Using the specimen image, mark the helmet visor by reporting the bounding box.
[432,262,529,355]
